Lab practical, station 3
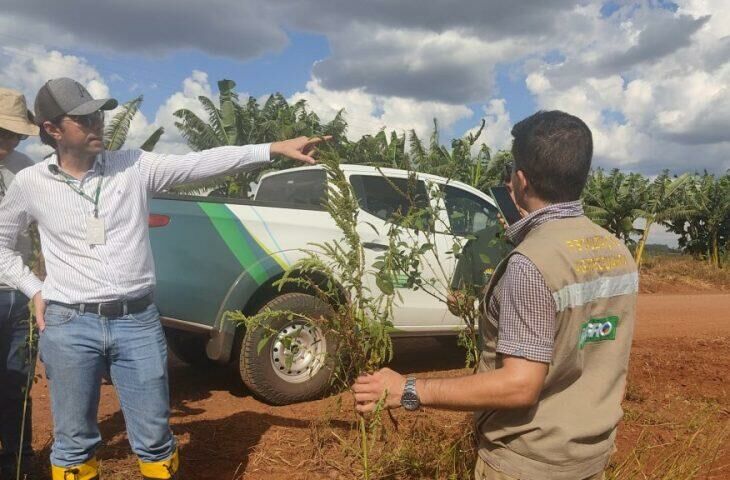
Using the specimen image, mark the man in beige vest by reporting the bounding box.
[353,110,638,480]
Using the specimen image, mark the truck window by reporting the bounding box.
[255,170,327,207]
[350,175,430,225]
[440,185,499,237]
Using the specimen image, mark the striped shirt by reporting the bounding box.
[486,201,584,363]
[0,145,271,304]
[0,150,35,289]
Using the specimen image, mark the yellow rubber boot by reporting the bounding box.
[139,448,180,479]
[51,458,99,480]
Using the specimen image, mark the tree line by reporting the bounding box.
[105,79,730,268]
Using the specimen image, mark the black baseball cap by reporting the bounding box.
[34,78,118,125]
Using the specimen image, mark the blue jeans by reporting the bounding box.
[0,290,34,471]
[39,302,176,467]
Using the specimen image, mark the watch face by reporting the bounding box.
[401,391,419,411]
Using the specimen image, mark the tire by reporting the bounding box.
[240,292,336,405]
[165,329,215,368]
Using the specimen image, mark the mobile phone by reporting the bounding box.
[489,186,522,225]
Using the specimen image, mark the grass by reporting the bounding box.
[366,415,476,480]
[607,401,728,480]
[295,326,730,480]
[305,403,477,480]
[639,254,730,293]
[608,334,729,480]
[298,396,728,480]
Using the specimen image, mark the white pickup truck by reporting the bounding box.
[149,164,505,404]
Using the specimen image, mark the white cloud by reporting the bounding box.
[0,45,115,160]
[524,1,730,173]
[679,0,730,35]
[525,73,551,95]
[150,70,212,152]
[312,25,533,104]
[0,45,110,102]
[478,99,513,152]
[0,45,207,157]
[134,70,215,154]
[290,77,473,141]
[464,99,513,155]
[2,1,729,173]
[1,0,287,61]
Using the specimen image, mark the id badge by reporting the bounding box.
[86,216,106,245]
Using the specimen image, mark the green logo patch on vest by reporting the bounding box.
[579,316,618,349]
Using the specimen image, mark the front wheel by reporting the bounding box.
[239,293,337,405]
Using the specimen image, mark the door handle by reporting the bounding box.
[362,242,388,251]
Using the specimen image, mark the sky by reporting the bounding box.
[1,0,728,246]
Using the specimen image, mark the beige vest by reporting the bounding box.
[475,216,638,480]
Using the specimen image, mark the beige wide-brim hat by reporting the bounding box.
[0,87,40,136]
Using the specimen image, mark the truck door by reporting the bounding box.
[439,184,508,328]
[348,173,448,330]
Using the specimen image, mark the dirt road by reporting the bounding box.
[26,294,729,479]
[636,293,730,339]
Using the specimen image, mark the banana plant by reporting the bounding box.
[174,79,346,197]
[633,171,693,267]
[582,169,649,245]
[339,129,411,170]
[104,95,164,152]
[406,118,504,190]
[665,173,730,268]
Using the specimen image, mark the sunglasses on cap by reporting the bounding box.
[63,110,104,129]
[0,128,28,141]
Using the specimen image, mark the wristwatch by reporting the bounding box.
[400,376,420,411]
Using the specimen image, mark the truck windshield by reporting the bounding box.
[255,170,327,207]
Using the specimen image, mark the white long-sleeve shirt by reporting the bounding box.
[0,144,270,303]
[0,150,35,290]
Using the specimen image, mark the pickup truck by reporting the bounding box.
[149,164,505,405]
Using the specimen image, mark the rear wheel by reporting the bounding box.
[240,293,337,405]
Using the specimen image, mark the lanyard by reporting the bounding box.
[54,154,105,218]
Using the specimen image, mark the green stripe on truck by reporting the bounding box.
[198,202,270,285]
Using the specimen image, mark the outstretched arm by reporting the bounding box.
[138,136,330,193]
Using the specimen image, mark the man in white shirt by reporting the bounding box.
[0,77,325,480]
[0,87,38,480]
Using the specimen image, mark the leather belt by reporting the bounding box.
[48,293,153,317]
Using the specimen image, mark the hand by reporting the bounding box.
[270,136,332,165]
[496,213,508,230]
[352,368,406,413]
[447,291,464,316]
[32,292,46,331]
